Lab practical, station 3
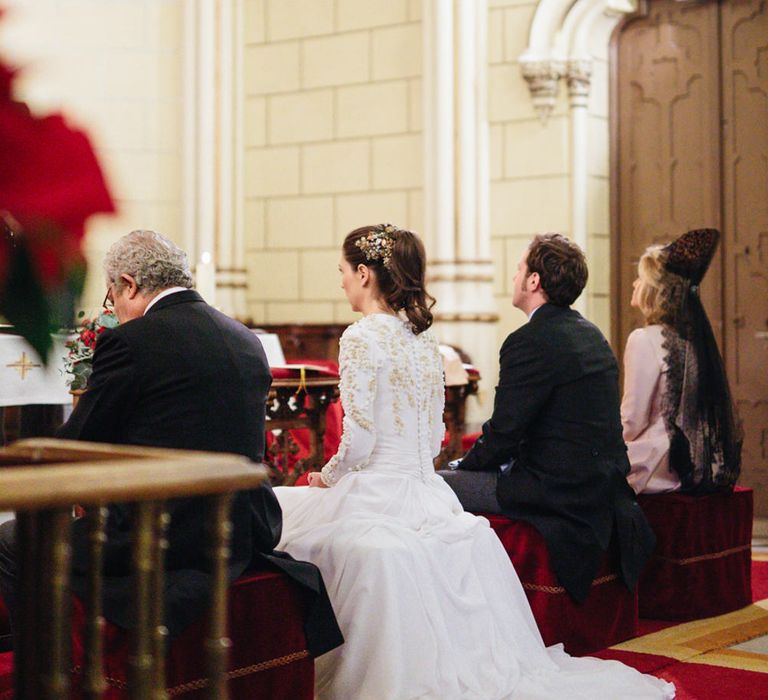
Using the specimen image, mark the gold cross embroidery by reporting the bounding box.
[7,352,41,380]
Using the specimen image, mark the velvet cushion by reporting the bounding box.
[637,486,753,620]
[481,513,638,656]
[0,569,316,699]
[73,569,313,699]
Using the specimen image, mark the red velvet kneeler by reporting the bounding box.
[480,514,638,656]
[0,598,9,650]
[637,486,753,621]
[0,651,12,699]
[67,570,313,699]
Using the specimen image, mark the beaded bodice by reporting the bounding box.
[320,314,445,485]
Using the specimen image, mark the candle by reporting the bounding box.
[195,252,217,305]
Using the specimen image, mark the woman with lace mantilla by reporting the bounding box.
[273,223,674,700]
[622,228,742,494]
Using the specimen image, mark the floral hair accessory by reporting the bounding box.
[355,224,398,269]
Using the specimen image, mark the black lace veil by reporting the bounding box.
[656,229,742,492]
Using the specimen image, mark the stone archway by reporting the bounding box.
[518,0,636,326]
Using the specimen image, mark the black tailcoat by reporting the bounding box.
[459,304,655,602]
[58,290,342,655]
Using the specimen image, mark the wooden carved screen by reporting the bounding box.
[613,0,768,514]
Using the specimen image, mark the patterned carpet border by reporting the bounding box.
[611,599,768,673]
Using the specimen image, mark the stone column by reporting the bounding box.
[182,0,247,318]
[423,0,498,425]
[566,58,592,314]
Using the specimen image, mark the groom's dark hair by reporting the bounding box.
[527,234,588,307]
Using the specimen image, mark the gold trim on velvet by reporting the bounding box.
[653,543,751,566]
[522,574,618,594]
[165,650,312,696]
[611,600,768,662]
[72,648,312,696]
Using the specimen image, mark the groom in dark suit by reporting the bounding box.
[0,229,342,656]
[440,234,655,603]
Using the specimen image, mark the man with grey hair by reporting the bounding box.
[0,229,343,657]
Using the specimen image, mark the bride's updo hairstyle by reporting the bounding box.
[343,224,435,334]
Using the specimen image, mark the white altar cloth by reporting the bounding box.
[0,331,71,407]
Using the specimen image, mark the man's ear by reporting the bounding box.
[120,274,140,299]
[527,271,541,292]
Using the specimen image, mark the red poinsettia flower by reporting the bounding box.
[0,101,114,280]
[0,12,115,361]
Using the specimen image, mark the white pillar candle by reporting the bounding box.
[195,252,217,306]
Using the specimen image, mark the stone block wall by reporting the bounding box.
[242,0,424,325]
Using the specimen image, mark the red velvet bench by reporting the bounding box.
[0,570,314,699]
[478,514,638,656]
[637,486,753,620]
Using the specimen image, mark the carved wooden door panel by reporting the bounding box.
[614,0,768,514]
[613,0,723,352]
[720,0,768,514]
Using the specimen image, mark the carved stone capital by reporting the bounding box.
[565,59,593,107]
[519,59,566,124]
[605,0,638,18]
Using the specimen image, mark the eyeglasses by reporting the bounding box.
[102,286,114,311]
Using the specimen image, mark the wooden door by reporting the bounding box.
[720,0,768,514]
[613,0,723,349]
[613,0,768,514]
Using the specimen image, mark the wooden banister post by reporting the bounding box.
[83,505,107,700]
[15,511,40,699]
[151,504,170,700]
[129,502,156,700]
[40,508,73,700]
[206,493,233,700]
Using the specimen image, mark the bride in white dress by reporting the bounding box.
[274,224,674,700]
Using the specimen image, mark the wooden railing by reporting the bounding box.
[0,439,269,700]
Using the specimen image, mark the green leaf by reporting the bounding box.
[1,244,52,363]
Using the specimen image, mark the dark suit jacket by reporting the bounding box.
[460,303,655,602]
[58,290,342,655]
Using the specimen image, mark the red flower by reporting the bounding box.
[0,104,114,236]
[0,14,115,361]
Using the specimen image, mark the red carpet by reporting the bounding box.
[657,661,768,700]
[592,557,768,699]
[594,648,768,699]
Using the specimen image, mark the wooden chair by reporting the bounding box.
[0,439,269,699]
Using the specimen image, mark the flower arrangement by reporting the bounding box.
[63,309,118,390]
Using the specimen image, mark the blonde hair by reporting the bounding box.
[636,245,666,324]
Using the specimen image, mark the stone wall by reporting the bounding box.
[242,0,424,325]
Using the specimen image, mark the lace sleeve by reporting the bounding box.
[320,326,379,486]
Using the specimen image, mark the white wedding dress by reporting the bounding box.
[274,314,675,700]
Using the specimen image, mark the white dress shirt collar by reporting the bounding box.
[528,303,545,321]
[143,287,189,316]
